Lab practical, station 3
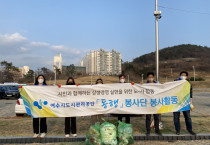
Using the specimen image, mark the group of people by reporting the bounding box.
[32,71,196,138]
[33,75,77,138]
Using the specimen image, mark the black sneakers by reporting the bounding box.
[155,130,162,136]
[146,131,150,136]
[189,131,196,135]
[176,131,180,135]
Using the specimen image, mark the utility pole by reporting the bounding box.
[154,0,161,82]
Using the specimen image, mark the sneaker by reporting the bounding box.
[33,133,39,138]
[176,131,180,135]
[189,131,196,136]
[72,134,77,137]
[155,130,162,136]
[65,134,70,138]
[40,133,46,138]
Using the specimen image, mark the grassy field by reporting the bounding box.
[46,75,210,89]
[0,116,209,137]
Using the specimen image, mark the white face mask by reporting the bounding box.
[120,79,125,83]
[38,79,44,84]
[180,76,187,80]
[148,78,154,82]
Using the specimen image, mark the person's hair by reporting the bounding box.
[34,74,47,85]
[147,72,155,77]
[119,74,125,79]
[96,78,103,84]
[66,77,75,85]
[180,71,188,76]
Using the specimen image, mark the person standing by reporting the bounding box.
[91,78,104,125]
[173,71,196,135]
[65,77,77,138]
[117,74,130,124]
[33,75,47,138]
[145,72,162,136]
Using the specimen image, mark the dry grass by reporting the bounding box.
[45,75,210,90]
[47,76,120,85]
[0,116,209,137]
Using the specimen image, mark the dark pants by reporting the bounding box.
[33,118,47,134]
[118,114,130,123]
[146,114,160,132]
[65,117,76,134]
[173,110,192,132]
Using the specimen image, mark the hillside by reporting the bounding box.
[122,44,210,80]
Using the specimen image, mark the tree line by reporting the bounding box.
[0,61,83,84]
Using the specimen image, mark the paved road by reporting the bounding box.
[0,92,209,117]
[0,99,16,117]
[191,92,210,116]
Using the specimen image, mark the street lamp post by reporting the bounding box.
[154,0,163,128]
[34,71,36,84]
[154,0,161,82]
[53,65,57,85]
[141,74,144,83]
[192,66,195,81]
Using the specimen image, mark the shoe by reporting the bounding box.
[40,133,46,138]
[155,131,162,136]
[72,134,77,137]
[65,134,70,138]
[146,131,150,136]
[176,131,180,135]
[189,131,196,136]
[33,133,39,138]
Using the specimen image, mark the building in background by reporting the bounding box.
[22,66,30,76]
[15,65,30,79]
[79,48,122,75]
[53,53,62,72]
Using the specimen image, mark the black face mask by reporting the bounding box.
[67,82,74,85]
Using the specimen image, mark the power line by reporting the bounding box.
[159,5,210,16]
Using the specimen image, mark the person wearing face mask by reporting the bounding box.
[33,75,47,138]
[91,78,104,125]
[117,74,131,124]
[145,72,162,136]
[173,71,196,135]
[65,77,77,138]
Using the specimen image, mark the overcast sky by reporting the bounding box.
[0,0,210,70]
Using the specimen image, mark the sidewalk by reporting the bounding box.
[0,134,210,144]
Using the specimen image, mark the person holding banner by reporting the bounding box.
[173,71,196,135]
[117,74,130,124]
[91,78,104,125]
[65,77,77,138]
[145,72,162,136]
[33,75,47,138]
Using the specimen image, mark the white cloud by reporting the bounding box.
[20,47,29,51]
[0,33,27,43]
[30,41,50,47]
[0,33,87,70]
[51,45,65,50]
